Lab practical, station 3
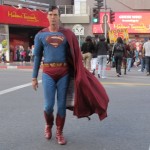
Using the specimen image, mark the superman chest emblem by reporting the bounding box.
[46,35,64,47]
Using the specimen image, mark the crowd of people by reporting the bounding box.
[81,35,150,77]
[15,45,34,63]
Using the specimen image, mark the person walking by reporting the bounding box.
[32,6,109,145]
[112,37,125,77]
[143,37,150,76]
[96,35,109,78]
[81,36,95,71]
[91,39,97,75]
[126,42,134,72]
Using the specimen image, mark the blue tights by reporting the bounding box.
[42,73,69,117]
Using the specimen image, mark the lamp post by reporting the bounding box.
[104,0,107,40]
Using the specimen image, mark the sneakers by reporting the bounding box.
[98,74,107,78]
[117,74,120,77]
[101,76,107,79]
[98,74,100,78]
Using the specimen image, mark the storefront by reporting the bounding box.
[92,12,150,43]
[0,5,49,62]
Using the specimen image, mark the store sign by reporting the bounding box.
[0,5,49,27]
[93,12,150,34]
[72,24,84,35]
[108,29,129,43]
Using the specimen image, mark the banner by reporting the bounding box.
[93,12,150,34]
[0,5,49,27]
[108,29,129,43]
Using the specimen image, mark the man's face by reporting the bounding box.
[47,9,59,26]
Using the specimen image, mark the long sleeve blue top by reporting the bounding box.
[32,31,69,78]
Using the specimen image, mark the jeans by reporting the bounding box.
[91,58,97,71]
[127,58,132,71]
[141,57,145,72]
[145,56,150,73]
[42,73,69,117]
[97,55,107,77]
[114,55,123,74]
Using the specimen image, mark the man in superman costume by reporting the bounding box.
[32,6,109,145]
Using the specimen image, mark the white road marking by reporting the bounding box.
[0,80,42,95]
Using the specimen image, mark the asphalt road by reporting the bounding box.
[0,68,150,150]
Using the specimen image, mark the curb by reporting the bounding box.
[0,66,33,70]
[0,65,111,70]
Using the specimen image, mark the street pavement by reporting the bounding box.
[0,64,150,150]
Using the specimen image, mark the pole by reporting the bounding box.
[79,35,81,47]
[104,0,107,40]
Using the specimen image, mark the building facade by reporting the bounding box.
[0,0,150,61]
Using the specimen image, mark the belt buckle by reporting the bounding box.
[50,63,55,67]
[57,63,62,67]
[44,63,49,67]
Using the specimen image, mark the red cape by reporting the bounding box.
[59,27,109,121]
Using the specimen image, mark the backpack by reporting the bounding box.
[115,43,124,52]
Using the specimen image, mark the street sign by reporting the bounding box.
[72,24,84,35]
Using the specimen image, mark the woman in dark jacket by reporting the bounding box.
[112,37,125,77]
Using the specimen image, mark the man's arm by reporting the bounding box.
[32,33,43,91]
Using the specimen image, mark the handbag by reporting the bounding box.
[66,78,74,109]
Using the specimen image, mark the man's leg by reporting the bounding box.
[56,74,69,145]
[97,55,102,78]
[101,55,107,78]
[42,73,56,139]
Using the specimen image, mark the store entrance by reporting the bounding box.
[9,26,42,62]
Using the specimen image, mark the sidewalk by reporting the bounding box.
[0,62,33,69]
[0,61,111,70]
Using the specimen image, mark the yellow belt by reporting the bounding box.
[43,62,68,67]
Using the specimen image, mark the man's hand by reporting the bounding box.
[32,78,38,91]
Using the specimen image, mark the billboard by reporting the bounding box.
[93,12,150,34]
[108,29,129,43]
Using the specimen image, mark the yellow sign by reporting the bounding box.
[8,11,39,22]
[108,29,129,43]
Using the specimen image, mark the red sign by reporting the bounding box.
[93,12,150,34]
[0,5,49,27]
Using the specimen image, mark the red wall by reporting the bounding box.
[0,5,49,27]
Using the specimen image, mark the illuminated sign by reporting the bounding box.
[108,29,129,43]
[0,5,49,27]
[93,12,150,33]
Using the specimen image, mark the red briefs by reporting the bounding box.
[43,66,69,81]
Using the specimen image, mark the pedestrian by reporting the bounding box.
[112,37,125,77]
[31,45,35,62]
[81,35,95,71]
[126,42,135,72]
[32,5,109,145]
[96,35,109,78]
[143,37,150,76]
[91,39,97,75]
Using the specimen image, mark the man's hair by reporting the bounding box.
[48,6,60,15]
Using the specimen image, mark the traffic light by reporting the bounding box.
[95,0,104,9]
[110,9,115,23]
[92,8,99,23]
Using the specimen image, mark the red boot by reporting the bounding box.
[44,111,54,140]
[56,114,67,145]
